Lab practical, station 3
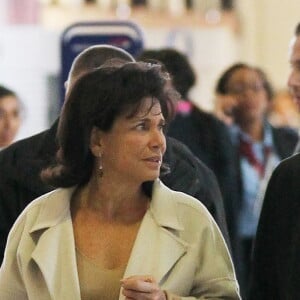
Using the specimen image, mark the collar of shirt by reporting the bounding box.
[229,121,274,152]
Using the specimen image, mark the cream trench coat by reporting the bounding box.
[0,180,240,299]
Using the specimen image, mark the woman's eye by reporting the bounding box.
[136,123,147,130]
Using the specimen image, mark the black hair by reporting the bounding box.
[41,61,177,189]
[138,48,196,99]
[0,85,16,99]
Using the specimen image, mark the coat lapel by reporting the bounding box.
[120,180,188,299]
[30,188,81,300]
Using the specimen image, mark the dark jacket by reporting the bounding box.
[229,125,298,298]
[167,105,237,204]
[249,152,300,300]
[0,119,229,263]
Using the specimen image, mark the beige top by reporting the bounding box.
[76,248,126,300]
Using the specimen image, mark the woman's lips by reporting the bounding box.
[143,156,162,168]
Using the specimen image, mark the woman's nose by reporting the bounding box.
[149,128,165,149]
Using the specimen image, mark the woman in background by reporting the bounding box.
[215,63,298,298]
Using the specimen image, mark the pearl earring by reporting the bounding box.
[98,152,103,177]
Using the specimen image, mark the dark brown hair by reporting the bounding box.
[42,61,177,188]
[139,48,196,99]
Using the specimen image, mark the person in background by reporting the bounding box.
[249,22,300,300]
[0,85,22,149]
[0,45,230,265]
[138,49,237,238]
[0,60,240,299]
[215,63,298,298]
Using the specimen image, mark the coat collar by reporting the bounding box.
[149,179,184,231]
[28,180,189,300]
[29,187,75,233]
[28,180,183,235]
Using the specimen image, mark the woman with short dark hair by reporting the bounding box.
[0,61,240,299]
[215,63,298,298]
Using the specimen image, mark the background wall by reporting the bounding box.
[236,0,300,89]
[0,0,299,140]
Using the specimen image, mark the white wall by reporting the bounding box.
[0,25,60,140]
[0,23,237,140]
[236,0,300,89]
[1,1,300,141]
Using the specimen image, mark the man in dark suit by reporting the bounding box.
[0,45,229,264]
[249,22,300,299]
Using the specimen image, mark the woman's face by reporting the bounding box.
[94,97,166,184]
[0,95,21,147]
[225,67,269,125]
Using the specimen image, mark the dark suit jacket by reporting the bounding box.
[0,119,229,263]
[249,153,300,300]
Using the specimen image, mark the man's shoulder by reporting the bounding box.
[163,136,219,199]
[277,153,300,173]
[192,107,228,130]
[0,130,48,163]
[273,126,298,146]
[273,124,298,136]
[0,119,58,163]
[165,136,212,174]
[267,153,300,195]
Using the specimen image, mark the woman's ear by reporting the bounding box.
[90,126,102,157]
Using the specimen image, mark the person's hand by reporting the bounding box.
[214,94,238,126]
[121,275,166,300]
